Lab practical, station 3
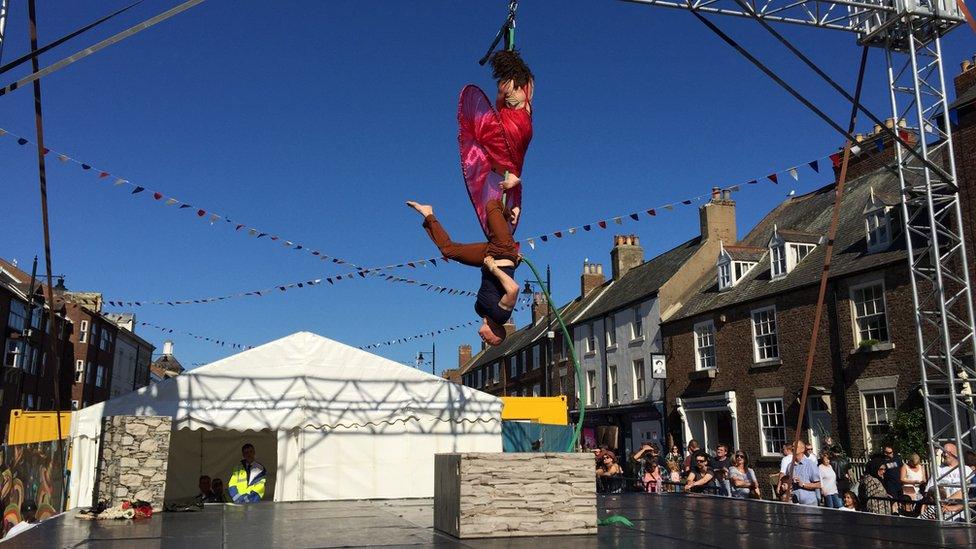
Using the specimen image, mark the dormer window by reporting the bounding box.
[768,226,821,279]
[718,262,732,290]
[718,242,762,290]
[864,187,895,253]
[770,241,787,278]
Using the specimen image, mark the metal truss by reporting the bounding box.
[887,31,976,522]
[622,0,963,38]
[624,0,975,523]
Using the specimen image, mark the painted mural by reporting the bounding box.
[0,441,64,536]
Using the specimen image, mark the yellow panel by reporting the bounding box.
[7,409,72,444]
[500,396,568,425]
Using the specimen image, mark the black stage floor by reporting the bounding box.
[6,493,976,548]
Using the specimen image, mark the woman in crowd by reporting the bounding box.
[776,474,793,502]
[632,443,663,493]
[899,453,926,501]
[840,491,859,511]
[727,450,760,499]
[819,452,842,508]
[665,444,683,465]
[685,455,714,493]
[861,458,894,515]
[665,460,682,492]
[596,451,623,477]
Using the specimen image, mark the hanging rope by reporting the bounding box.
[0,0,205,97]
[478,0,518,65]
[26,0,66,512]
[792,47,868,456]
[521,255,585,452]
[0,1,142,77]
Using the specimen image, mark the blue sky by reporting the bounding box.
[1,1,973,372]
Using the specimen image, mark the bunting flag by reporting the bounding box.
[357,298,531,350]
[1,127,855,272]
[104,271,476,307]
[0,128,444,274]
[138,321,253,350]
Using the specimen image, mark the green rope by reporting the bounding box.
[520,255,585,452]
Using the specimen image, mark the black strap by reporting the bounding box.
[478,0,518,66]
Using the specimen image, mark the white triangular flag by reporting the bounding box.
[788,167,799,181]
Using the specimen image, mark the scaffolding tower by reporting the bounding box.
[626,0,974,522]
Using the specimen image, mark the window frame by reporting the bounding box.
[751,306,780,363]
[586,370,597,406]
[693,320,717,371]
[770,243,787,278]
[95,364,105,388]
[860,389,897,454]
[757,397,787,458]
[865,209,892,252]
[606,315,617,348]
[633,359,646,399]
[717,261,732,290]
[850,280,890,344]
[607,365,618,403]
[632,306,643,340]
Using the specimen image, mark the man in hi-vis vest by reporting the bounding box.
[228,443,266,503]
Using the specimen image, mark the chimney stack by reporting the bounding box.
[610,235,644,281]
[835,118,917,181]
[956,54,976,97]
[458,344,472,369]
[699,189,737,244]
[581,262,605,297]
[163,340,174,356]
[503,319,517,338]
[531,292,550,325]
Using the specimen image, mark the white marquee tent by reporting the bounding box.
[68,332,502,507]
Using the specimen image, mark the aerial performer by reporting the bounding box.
[460,48,535,234]
[406,199,520,346]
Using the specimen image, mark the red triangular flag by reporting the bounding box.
[153,192,163,200]
[598,220,607,229]
[767,173,778,184]
[829,152,842,168]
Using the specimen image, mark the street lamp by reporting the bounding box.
[416,343,436,375]
[522,265,554,396]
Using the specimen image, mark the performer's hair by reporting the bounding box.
[491,50,533,89]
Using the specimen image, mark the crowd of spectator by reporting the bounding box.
[591,438,976,522]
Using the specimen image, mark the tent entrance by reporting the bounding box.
[164,428,277,503]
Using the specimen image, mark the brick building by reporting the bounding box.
[661,63,976,493]
[0,258,74,441]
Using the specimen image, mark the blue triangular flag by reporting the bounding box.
[808,160,819,173]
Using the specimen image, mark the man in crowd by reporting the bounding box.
[228,443,267,504]
[196,475,213,504]
[788,443,821,506]
[683,439,709,475]
[879,444,904,498]
[3,500,38,540]
[710,443,732,496]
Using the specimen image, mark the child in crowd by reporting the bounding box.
[666,460,682,493]
[841,491,859,511]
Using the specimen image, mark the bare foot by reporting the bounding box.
[406,201,433,218]
[509,206,520,226]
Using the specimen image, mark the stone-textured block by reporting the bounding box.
[94,416,172,511]
[434,453,596,539]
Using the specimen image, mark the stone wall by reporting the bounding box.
[434,452,596,538]
[95,415,172,511]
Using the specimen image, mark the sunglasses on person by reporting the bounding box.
[696,459,708,464]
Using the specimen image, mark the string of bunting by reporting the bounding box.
[105,270,475,307]
[2,126,880,273]
[358,297,531,350]
[139,321,253,350]
[0,127,443,273]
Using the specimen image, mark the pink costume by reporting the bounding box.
[458,82,533,237]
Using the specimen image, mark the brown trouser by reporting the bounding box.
[422,200,518,267]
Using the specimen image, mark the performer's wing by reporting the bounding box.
[458,84,522,236]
